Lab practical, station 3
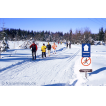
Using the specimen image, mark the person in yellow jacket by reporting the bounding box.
[52,42,57,54]
[41,43,46,58]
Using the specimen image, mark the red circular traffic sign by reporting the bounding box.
[81,57,91,66]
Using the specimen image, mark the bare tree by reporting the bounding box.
[71,27,92,44]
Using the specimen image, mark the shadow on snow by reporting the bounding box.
[0,47,79,73]
[0,47,74,62]
[44,83,67,86]
[0,53,74,62]
[0,47,66,72]
[0,59,28,73]
[43,80,78,86]
[1,53,31,56]
[89,67,106,76]
[6,49,30,52]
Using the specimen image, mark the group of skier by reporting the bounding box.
[66,42,71,48]
[58,41,62,44]
[30,41,57,60]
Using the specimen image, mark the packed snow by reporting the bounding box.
[0,41,106,86]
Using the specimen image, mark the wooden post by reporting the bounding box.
[85,72,87,78]
[79,69,92,79]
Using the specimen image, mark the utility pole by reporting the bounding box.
[1,21,6,39]
[3,21,5,32]
[1,20,5,32]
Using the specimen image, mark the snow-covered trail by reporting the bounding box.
[1,42,106,86]
[0,45,81,86]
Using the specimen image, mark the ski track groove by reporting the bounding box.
[49,49,80,82]
[33,49,71,83]
[40,48,80,85]
[0,46,81,85]
[36,50,80,83]
[0,47,66,82]
[0,61,32,80]
[20,48,80,85]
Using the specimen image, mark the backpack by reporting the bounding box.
[47,44,51,50]
[32,44,36,51]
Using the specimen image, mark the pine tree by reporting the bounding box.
[98,27,104,41]
[18,28,21,39]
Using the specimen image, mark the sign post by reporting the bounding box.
[79,69,92,78]
[79,44,92,78]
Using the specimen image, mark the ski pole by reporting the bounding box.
[37,52,40,60]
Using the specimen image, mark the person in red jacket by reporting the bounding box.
[30,41,38,60]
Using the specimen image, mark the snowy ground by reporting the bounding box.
[0,41,106,86]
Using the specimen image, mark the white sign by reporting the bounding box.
[84,45,89,51]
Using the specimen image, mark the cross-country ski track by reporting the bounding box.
[0,44,81,86]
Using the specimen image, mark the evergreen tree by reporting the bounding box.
[31,30,34,35]
[28,30,30,35]
[41,30,44,36]
[18,28,21,39]
[5,29,10,35]
[98,27,104,41]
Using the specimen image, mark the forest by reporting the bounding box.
[0,27,106,44]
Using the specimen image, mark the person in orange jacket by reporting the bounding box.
[52,42,57,54]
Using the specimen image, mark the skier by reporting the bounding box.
[46,42,51,56]
[69,42,71,48]
[66,42,68,48]
[41,43,46,58]
[52,42,57,54]
[30,41,38,60]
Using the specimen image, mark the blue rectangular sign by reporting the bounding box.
[82,44,91,57]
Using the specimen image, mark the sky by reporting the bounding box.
[0,18,106,34]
